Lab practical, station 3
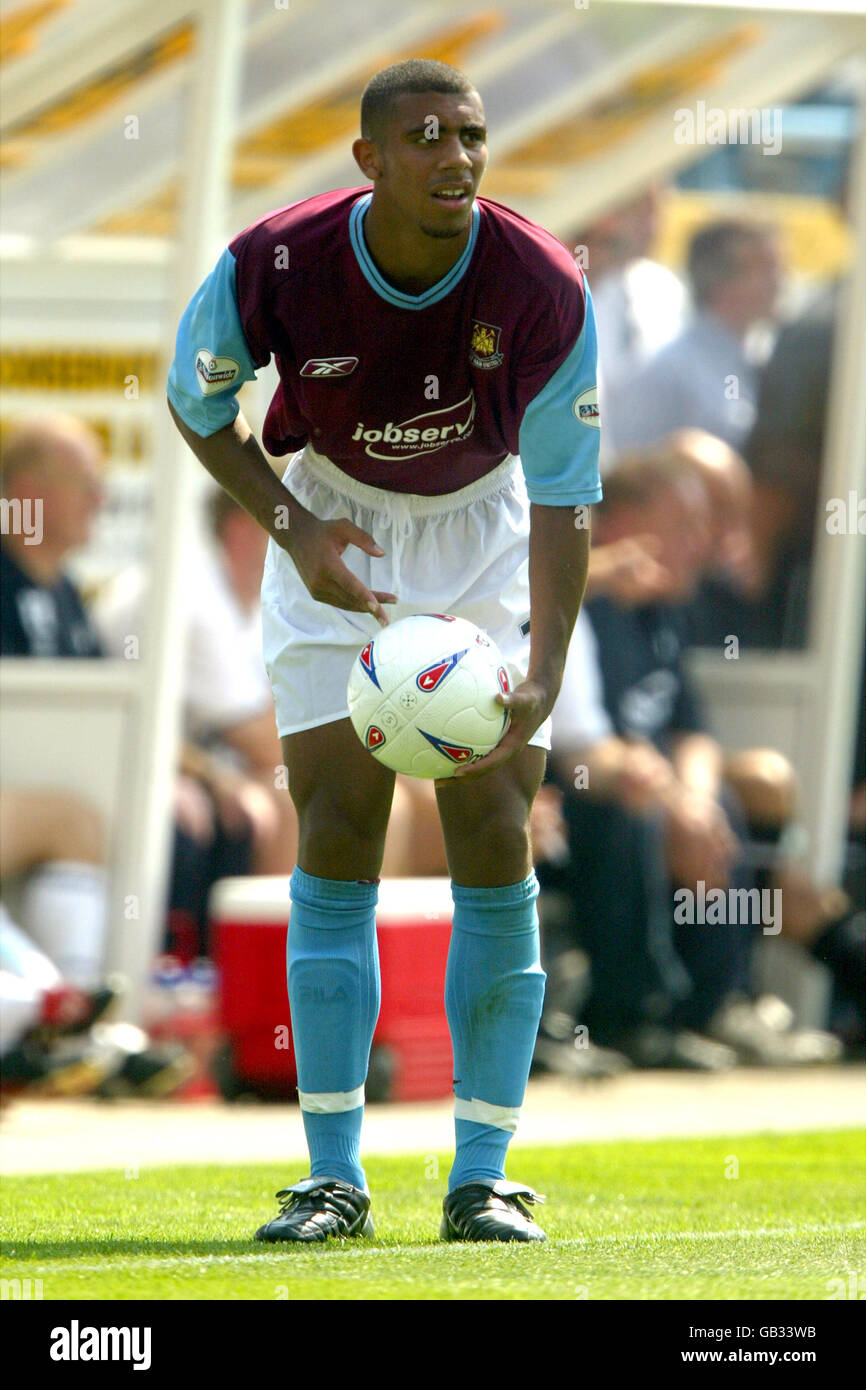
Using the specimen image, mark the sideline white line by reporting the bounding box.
[11,1220,865,1276]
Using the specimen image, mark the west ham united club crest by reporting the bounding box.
[469,320,504,370]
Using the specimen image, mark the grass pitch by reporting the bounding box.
[2,1129,864,1300]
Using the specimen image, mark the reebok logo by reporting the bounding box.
[300,357,359,377]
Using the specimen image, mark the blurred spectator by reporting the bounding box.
[542,452,844,1068]
[95,490,299,948]
[656,427,765,647]
[0,787,108,988]
[664,429,759,597]
[607,220,783,455]
[0,789,191,1097]
[1,900,119,1096]
[574,185,687,469]
[0,417,104,656]
[737,285,846,650]
[739,286,865,950]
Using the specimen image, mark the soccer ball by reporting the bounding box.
[346,613,511,778]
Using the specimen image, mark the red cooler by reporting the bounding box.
[210,876,454,1102]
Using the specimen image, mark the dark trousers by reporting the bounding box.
[540,790,753,1042]
[167,821,253,957]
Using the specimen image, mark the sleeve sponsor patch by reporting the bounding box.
[195,350,241,395]
[573,386,600,427]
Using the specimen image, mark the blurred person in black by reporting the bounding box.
[0,417,104,657]
[0,417,256,962]
[542,451,844,1068]
[685,291,837,651]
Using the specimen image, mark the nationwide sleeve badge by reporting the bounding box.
[469,320,504,370]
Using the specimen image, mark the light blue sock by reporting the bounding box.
[445,873,546,1192]
[287,866,380,1191]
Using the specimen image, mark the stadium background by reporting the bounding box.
[1,0,865,1293]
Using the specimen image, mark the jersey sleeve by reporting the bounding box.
[166,248,264,437]
[516,275,603,507]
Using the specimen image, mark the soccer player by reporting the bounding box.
[167,59,601,1243]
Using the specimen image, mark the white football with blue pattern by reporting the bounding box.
[347,613,511,778]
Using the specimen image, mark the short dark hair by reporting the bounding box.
[687,219,774,306]
[360,59,476,143]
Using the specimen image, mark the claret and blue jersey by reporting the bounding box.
[167,186,602,506]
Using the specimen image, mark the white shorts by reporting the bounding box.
[261,445,551,751]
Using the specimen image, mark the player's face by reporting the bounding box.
[374,91,488,239]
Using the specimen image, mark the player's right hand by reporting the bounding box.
[284,512,397,626]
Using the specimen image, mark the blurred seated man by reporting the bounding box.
[97,488,297,875]
[0,417,104,656]
[655,427,769,649]
[665,429,758,595]
[740,288,836,648]
[0,418,259,958]
[544,452,842,1068]
[0,901,119,1097]
[0,788,108,988]
[608,219,783,456]
[570,183,687,471]
[96,489,302,950]
[666,429,863,1045]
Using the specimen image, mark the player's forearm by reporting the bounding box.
[526,503,591,697]
[167,402,307,541]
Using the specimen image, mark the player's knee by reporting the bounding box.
[462,812,531,872]
[301,792,390,862]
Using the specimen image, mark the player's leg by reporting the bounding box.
[257,718,394,1241]
[435,745,544,887]
[434,747,548,1238]
[286,716,396,881]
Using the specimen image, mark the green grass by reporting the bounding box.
[2,1130,864,1300]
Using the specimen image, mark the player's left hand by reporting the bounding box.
[449,678,552,781]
